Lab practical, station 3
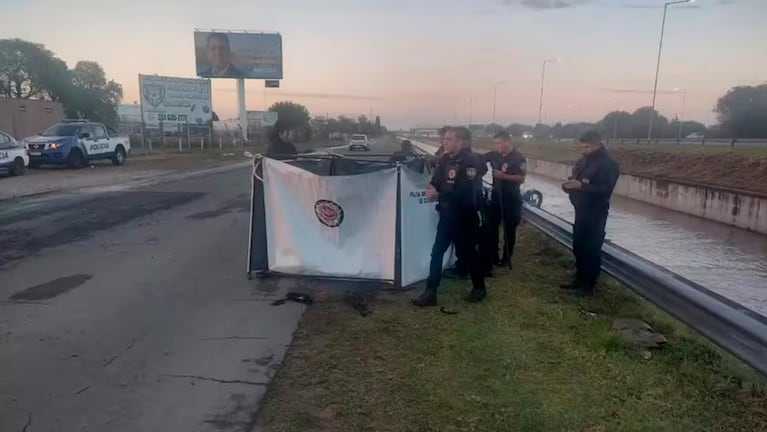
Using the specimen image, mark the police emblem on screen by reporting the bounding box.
[143,84,165,108]
[314,200,344,227]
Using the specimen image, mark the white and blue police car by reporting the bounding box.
[0,130,29,177]
[24,120,130,169]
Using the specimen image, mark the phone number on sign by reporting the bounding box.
[156,113,188,122]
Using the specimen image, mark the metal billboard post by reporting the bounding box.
[237,78,248,142]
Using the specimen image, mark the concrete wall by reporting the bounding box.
[0,99,65,139]
[527,159,767,235]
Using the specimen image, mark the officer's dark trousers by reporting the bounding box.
[454,205,493,274]
[572,208,608,289]
[427,210,485,291]
[489,192,522,263]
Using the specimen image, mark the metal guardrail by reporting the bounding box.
[522,204,767,377]
[605,137,767,147]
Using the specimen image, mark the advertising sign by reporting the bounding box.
[194,31,283,79]
[139,74,212,125]
[246,111,279,128]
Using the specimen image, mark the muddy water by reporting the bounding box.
[525,174,767,316]
[405,138,767,315]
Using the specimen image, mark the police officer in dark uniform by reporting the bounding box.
[484,131,526,268]
[561,130,620,296]
[413,127,487,306]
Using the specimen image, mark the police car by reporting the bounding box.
[0,130,29,177]
[24,120,131,169]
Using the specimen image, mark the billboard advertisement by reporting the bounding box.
[246,111,279,128]
[139,74,212,125]
[194,31,283,79]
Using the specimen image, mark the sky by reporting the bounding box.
[2,0,765,129]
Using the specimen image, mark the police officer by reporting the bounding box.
[413,127,487,306]
[442,127,492,279]
[561,130,620,296]
[485,131,526,268]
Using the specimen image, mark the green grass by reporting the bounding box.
[254,225,767,432]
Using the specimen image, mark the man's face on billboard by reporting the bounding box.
[207,36,231,70]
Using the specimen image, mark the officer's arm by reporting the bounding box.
[429,161,444,192]
[494,158,527,184]
[581,161,620,197]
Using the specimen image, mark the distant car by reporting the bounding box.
[24,120,131,169]
[348,134,371,151]
[522,132,533,140]
[685,132,704,139]
[0,130,29,177]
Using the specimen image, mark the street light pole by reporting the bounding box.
[538,58,558,125]
[492,82,508,134]
[648,0,694,140]
[675,87,687,140]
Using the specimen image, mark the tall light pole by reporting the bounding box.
[674,87,687,139]
[468,94,482,126]
[492,82,508,134]
[538,58,559,125]
[648,0,695,139]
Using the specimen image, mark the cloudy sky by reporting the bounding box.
[3,0,765,128]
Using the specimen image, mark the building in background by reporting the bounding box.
[0,99,65,139]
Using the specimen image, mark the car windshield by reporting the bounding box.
[40,124,80,137]
[351,135,366,140]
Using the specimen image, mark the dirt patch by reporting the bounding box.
[9,274,92,301]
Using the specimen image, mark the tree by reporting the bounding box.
[0,38,69,100]
[628,107,668,139]
[65,61,123,128]
[597,110,633,139]
[268,101,310,131]
[714,84,767,138]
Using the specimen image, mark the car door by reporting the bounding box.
[78,124,96,156]
[91,124,111,157]
[0,132,11,164]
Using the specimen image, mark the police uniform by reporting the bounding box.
[563,145,619,293]
[485,149,526,266]
[413,148,487,306]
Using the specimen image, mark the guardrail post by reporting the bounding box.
[219,137,223,149]
[148,138,153,155]
[636,138,640,145]
[178,137,182,152]
[200,137,204,151]
[731,138,736,148]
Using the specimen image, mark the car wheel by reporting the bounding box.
[67,149,86,169]
[112,146,126,166]
[9,157,26,176]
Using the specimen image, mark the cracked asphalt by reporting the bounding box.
[0,165,305,431]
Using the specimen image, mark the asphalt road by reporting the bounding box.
[0,164,305,432]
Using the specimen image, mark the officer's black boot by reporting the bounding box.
[465,286,487,303]
[412,287,437,307]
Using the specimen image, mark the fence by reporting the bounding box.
[605,137,767,147]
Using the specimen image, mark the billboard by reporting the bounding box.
[194,31,283,79]
[246,111,279,128]
[139,74,212,125]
